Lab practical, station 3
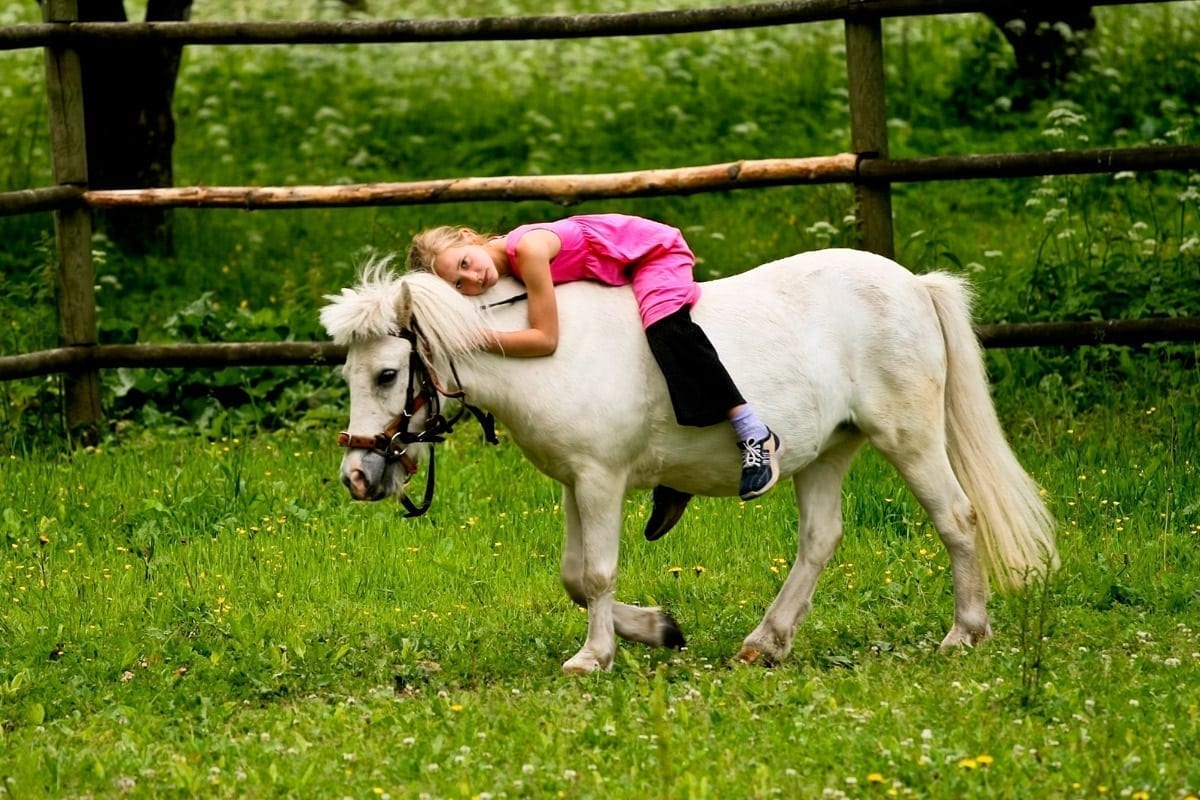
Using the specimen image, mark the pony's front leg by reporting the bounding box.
[559,478,627,675]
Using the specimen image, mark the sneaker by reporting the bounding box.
[738,429,783,501]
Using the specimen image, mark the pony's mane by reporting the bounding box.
[319,256,404,345]
[320,256,489,360]
[400,271,493,360]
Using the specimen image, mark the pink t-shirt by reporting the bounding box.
[504,214,702,328]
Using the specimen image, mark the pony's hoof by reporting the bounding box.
[938,622,992,652]
[562,652,609,675]
[660,612,686,650]
[736,646,763,665]
[738,632,789,665]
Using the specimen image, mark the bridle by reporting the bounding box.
[336,321,498,517]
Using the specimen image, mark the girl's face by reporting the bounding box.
[432,244,497,296]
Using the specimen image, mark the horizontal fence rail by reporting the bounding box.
[0,342,346,381]
[859,145,1200,183]
[5,155,859,214]
[4,145,1199,217]
[977,317,1200,350]
[1,0,1185,50]
[6,315,1200,382]
[0,185,82,216]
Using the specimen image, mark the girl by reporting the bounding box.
[405,213,783,501]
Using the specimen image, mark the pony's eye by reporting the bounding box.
[376,369,399,387]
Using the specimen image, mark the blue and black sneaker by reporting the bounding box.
[738,429,783,501]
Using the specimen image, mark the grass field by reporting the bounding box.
[2,1,1199,796]
[2,380,1198,798]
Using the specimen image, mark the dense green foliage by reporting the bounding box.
[1,1,1198,444]
[1,1,1198,797]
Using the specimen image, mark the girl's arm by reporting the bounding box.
[485,228,560,357]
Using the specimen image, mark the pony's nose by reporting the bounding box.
[344,467,372,500]
[341,451,387,501]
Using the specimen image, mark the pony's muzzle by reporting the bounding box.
[342,450,389,501]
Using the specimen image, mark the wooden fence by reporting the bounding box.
[2,0,1199,437]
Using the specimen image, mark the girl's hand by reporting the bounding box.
[486,229,560,357]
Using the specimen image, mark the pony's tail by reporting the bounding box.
[921,273,1058,592]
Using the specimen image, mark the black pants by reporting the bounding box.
[644,306,745,427]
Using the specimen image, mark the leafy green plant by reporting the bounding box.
[102,290,345,439]
[4,2,1199,438]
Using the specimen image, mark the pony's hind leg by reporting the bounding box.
[875,436,991,650]
[739,435,864,665]
[560,482,682,675]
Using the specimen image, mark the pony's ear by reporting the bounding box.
[395,280,414,330]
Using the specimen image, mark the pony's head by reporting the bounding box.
[321,257,490,502]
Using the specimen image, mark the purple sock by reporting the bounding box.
[730,406,769,443]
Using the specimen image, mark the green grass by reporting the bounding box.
[2,381,1198,798]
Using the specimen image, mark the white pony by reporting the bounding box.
[321,248,1057,674]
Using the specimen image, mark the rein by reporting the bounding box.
[482,292,528,309]
[337,322,498,518]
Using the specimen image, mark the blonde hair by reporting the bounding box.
[406,225,491,274]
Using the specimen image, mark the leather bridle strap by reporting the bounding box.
[335,398,423,479]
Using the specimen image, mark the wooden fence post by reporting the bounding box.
[845,13,895,259]
[42,0,101,443]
